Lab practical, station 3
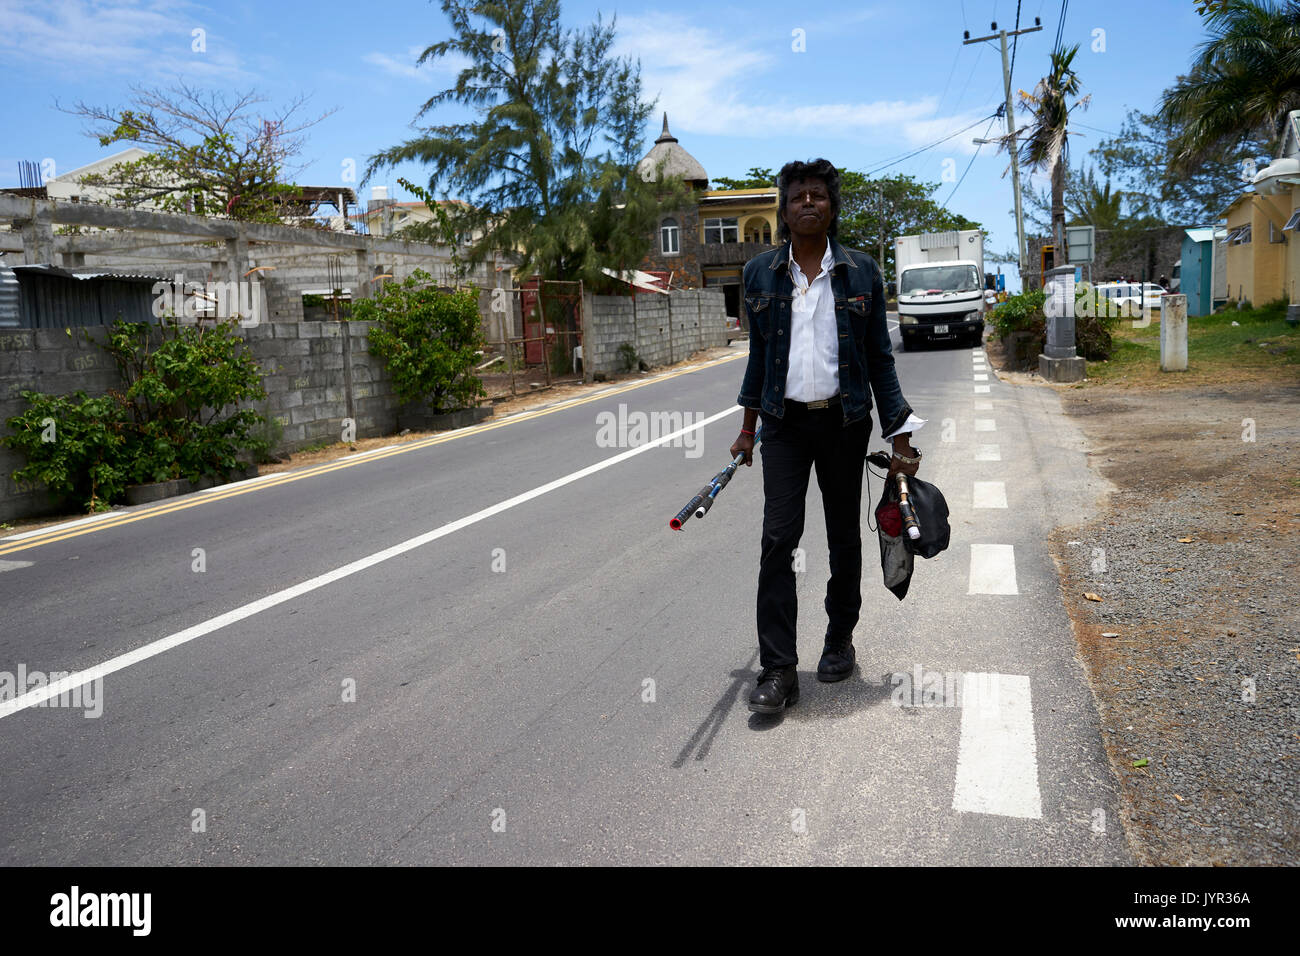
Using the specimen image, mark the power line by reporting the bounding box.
[941,115,1000,210]
[1053,0,1069,52]
[860,112,1001,178]
[1009,0,1023,82]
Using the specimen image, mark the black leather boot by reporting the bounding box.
[817,635,855,682]
[748,665,799,714]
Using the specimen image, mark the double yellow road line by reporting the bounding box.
[0,352,745,557]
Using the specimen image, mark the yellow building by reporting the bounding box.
[1229,109,1300,306]
[696,186,779,313]
[1222,191,1290,306]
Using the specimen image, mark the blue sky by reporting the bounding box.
[1,0,1218,289]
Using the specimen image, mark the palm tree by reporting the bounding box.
[1018,44,1089,263]
[1161,0,1300,175]
[1071,173,1124,230]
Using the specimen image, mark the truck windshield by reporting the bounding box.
[900,265,981,294]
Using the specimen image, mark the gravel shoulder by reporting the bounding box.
[1018,365,1300,865]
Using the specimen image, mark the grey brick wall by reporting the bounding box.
[586,288,727,376]
[0,319,404,522]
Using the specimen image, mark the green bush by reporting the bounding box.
[357,270,486,412]
[103,316,268,484]
[3,392,128,512]
[990,289,1047,339]
[616,342,639,372]
[2,316,268,513]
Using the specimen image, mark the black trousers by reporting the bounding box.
[757,405,871,669]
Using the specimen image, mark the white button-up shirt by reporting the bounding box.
[785,239,839,402]
[785,239,925,439]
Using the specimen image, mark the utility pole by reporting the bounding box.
[876,187,886,282]
[964,18,1042,283]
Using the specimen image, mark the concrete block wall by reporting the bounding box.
[0,319,402,522]
[586,288,728,376]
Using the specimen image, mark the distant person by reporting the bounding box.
[1158,275,1169,290]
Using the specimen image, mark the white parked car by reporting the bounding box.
[1095,282,1165,315]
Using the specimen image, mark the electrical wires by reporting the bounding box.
[861,112,1001,178]
[940,114,1000,209]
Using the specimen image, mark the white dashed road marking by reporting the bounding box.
[974,384,990,394]
[953,673,1042,819]
[974,419,996,432]
[975,400,993,410]
[968,544,1018,594]
[0,560,34,573]
[972,481,1008,509]
[975,444,1001,461]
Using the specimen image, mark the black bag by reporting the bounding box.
[900,474,951,559]
[869,460,950,601]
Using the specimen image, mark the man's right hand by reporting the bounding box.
[730,432,755,466]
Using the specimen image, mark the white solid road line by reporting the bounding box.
[968,543,1018,594]
[975,444,1001,461]
[0,406,743,721]
[952,673,1042,819]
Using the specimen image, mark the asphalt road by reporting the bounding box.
[0,324,1133,865]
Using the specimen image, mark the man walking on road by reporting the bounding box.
[730,158,925,714]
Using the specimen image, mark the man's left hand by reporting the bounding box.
[888,437,920,478]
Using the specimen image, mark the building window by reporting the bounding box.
[703,217,739,244]
[1231,224,1252,244]
[660,218,679,254]
[1269,219,1286,243]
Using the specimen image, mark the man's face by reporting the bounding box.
[783,177,831,238]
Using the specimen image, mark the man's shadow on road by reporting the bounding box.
[671,653,897,768]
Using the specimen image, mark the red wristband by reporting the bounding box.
[740,428,755,436]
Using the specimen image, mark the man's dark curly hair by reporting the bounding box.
[776,159,840,242]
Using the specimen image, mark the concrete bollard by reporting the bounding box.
[1161,294,1188,371]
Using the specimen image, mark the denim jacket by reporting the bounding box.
[736,236,913,437]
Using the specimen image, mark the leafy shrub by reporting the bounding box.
[2,316,268,513]
[3,392,128,512]
[357,270,486,412]
[990,289,1046,339]
[103,316,268,484]
[616,342,639,372]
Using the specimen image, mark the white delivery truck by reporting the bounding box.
[894,229,986,350]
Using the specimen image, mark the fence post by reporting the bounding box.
[579,280,592,384]
[1161,294,1188,372]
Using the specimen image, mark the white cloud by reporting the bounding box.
[363,46,473,84]
[0,0,247,80]
[613,14,988,154]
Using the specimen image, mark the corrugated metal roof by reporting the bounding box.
[9,264,166,282]
[0,257,20,328]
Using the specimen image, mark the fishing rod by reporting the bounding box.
[669,427,762,531]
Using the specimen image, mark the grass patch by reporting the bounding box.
[1081,299,1300,386]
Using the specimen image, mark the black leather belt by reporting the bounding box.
[786,394,841,411]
